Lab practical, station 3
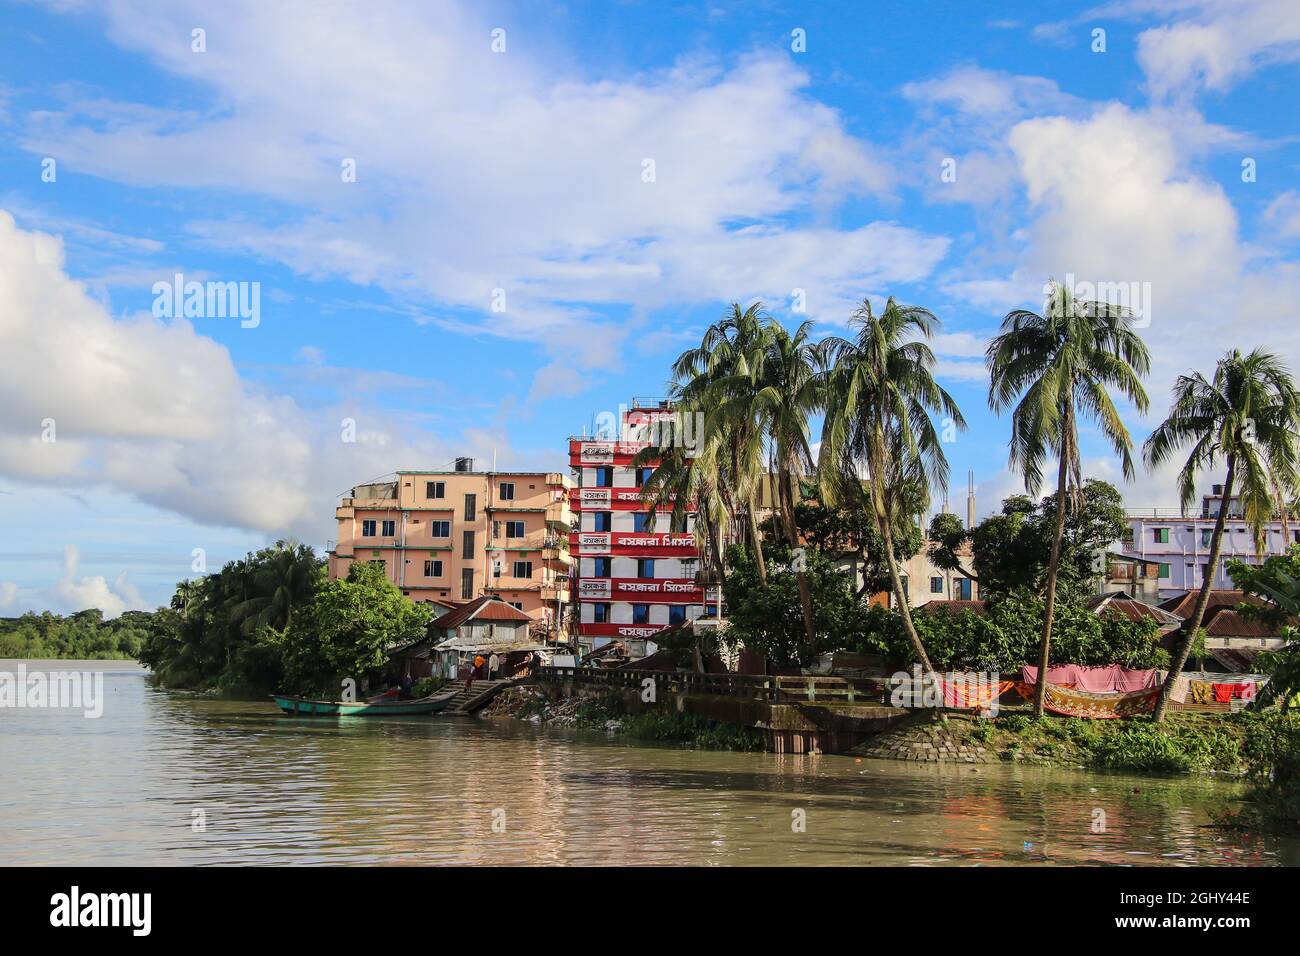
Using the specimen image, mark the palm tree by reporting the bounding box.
[1143,348,1300,721]
[987,280,1149,718]
[819,297,966,672]
[230,541,320,635]
[666,303,772,583]
[734,318,825,644]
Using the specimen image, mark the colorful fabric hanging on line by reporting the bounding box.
[940,678,1016,709]
[1021,664,1158,693]
[1041,682,1161,719]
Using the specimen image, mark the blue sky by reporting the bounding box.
[1,0,1298,616]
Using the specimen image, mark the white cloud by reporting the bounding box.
[19,1,949,396]
[0,211,521,539]
[49,544,145,618]
[1263,190,1300,239]
[0,581,16,608]
[1134,0,1300,99]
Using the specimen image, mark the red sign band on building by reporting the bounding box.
[569,440,654,468]
[576,578,704,603]
[572,487,682,511]
[578,622,674,639]
[569,531,698,556]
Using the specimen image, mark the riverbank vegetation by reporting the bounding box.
[0,608,152,659]
[483,687,765,751]
[137,541,429,696]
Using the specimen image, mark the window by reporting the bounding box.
[681,559,697,579]
[513,560,533,579]
[370,559,386,571]
[930,576,943,594]
[464,493,477,521]
[637,558,655,579]
[492,558,502,579]
[593,511,612,532]
[632,604,650,625]
[506,520,525,539]
[594,466,613,487]
[592,557,611,577]
[1122,526,1135,543]
[632,512,654,532]
[593,602,611,623]
[1201,529,1213,547]
[426,480,445,499]
[461,568,475,600]
[1153,528,1170,543]
[1158,562,1171,579]
[637,467,654,487]
[361,519,376,537]
[499,482,515,501]
[509,602,523,612]
[423,559,443,577]
[462,530,475,559]
[669,605,686,626]
[1201,561,1211,583]
[381,519,395,537]
[430,520,450,538]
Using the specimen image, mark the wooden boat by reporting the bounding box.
[271,691,453,717]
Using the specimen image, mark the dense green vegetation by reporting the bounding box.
[138,541,429,696]
[0,608,152,660]
[943,712,1245,774]
[721,479,1165,675]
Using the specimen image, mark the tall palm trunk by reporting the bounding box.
[869,467,932,672]
[1153,452,1237,722]
[1034,410,1073,719]
[746,490,767,584]
[778,469,816,646]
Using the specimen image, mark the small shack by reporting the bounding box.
[427,595,546,680]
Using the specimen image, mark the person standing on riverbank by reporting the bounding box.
[488,652,500,681]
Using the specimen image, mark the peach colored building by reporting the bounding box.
[328,460,573,636]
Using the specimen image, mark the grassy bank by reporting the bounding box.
[482,687,765,751]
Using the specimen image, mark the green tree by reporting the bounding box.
[280,561,430,697]
[721,542,864,670]
[819,297,966,672]
[1144,348,1300,721]
[987,280,1149,716]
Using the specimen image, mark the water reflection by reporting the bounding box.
[1,661,1295,866]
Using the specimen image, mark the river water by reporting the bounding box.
[2,660,1295,866]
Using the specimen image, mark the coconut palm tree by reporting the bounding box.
[667,303,772,582]
[819,297,966,672]
[748,319,825,644]
[1143,348,1300,722]
[987,280,1149,718]
[230,540,320,635]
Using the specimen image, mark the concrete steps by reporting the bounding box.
[440,678,514,715]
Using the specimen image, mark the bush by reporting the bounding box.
[411,676,447,698]
[622,711,765,751]
[1240,711,1300,829]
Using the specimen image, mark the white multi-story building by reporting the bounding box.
[568,400,710,655]
[1119,486,1300,598]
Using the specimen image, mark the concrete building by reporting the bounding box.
[1118,486,1300,598]
[328,459,573,634]
[568,400,709,656]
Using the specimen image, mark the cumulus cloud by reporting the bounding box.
[49,544,145,619]
[18,0,949,397]
[0,211,522,540]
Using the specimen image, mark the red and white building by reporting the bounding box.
[568,400,709,655]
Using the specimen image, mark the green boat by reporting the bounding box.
[271,692,453,717]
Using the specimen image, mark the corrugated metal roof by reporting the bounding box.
[430,595,532,631]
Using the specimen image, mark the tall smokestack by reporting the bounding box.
[966,470,976,529]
